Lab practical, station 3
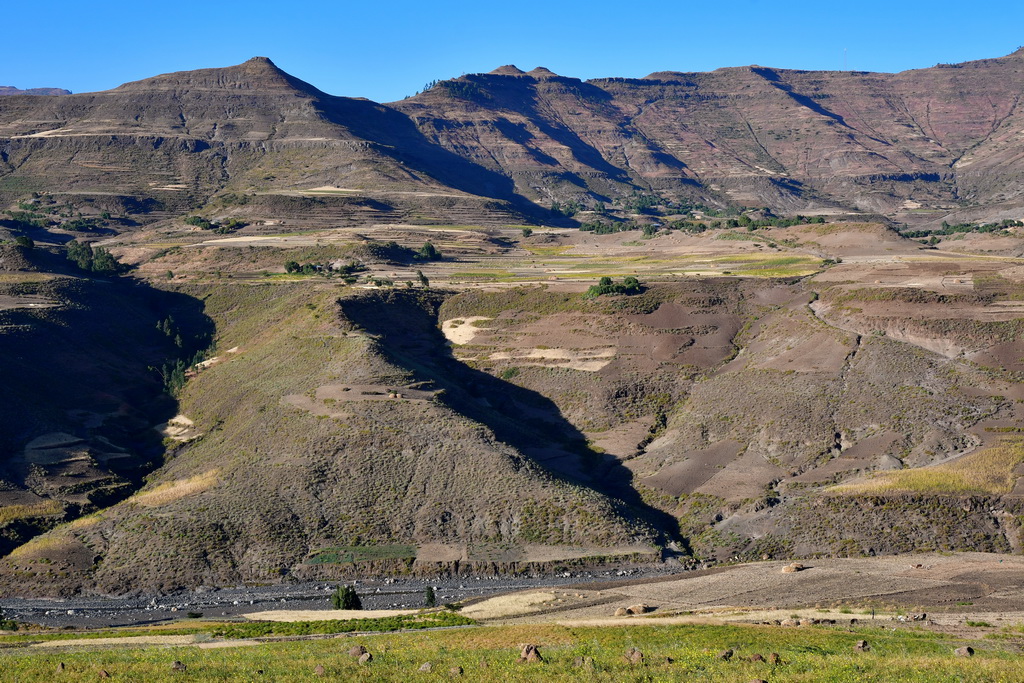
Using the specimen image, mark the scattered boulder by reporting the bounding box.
[854,640,870,652]
[358,652,373,665]
[954,646,974,657]
[348,645,368,657]
[99,672,110,679]
[314,664,325,676]
[717,648,734,661]
[780,618,799,627]
[518,644,543,663]
[624,647,644,665]
[749,653,764,662]
[171,660,187,672]
[418,662,432,672]
[909,613,927,621]
[449,666,464,676]
[56,663,65,673]
[781,563,805,573]
[626,604,652,614]
[768,653,781,664]
[573,656,595,669]
[799,618,819,626]
[614,607,629,616]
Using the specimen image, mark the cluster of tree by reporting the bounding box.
[155,348,208,396]
[578,220,641,234]
[551,200,585,217]
[284,260,369,280]
[183,215,248,234]
[901,219,1023,239]
[66,240,122,274]
[661,214,825,233]
[415,241,443,261]
[14,235,34,249]
[331,585,362,610]
[440,80,487,100]
[2,210,49,229]
[157,315,184,348]
[586,275,641,297]
[62,217,105,232]
[621,192,661,214]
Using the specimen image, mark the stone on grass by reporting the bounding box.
[626,604,651,614]
[614,607,629,616]
[768,652,781,664]
[854,640,870,652]
[348,645,368,657]
[749,653,764,662]
[624,647,644,665]
[418,662,432,672]
[358,652,373,665]
[171,660,187,672]
[56,663,65,673]
[780,618,799,627]
[717,648,734,661]
[449,666,464,676]
[518,644,543,663]
[314,663,325,676]
[954,646,974,657]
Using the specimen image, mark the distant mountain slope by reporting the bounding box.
[2,52,1024,225]
[0,86,70,96]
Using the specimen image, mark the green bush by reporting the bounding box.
[330,585,362,610]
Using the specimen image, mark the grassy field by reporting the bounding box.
[1,621,1019,681]
[832,439,1024,495]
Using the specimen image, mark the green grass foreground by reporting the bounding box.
[1,621,1021,681]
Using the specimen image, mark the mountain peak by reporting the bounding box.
[528,66,558,78]
[114,57,324,96]
[489,65,526,76]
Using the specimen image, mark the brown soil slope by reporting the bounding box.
[3,52,1024,225]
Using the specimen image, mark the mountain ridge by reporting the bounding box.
[3,51,1024,225]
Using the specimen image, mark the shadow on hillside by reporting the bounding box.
[316,96,567,225]
[0,271,215,477]
[338,289,681,543]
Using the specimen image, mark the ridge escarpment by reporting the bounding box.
[2,52,1024,225]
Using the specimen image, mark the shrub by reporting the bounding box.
[331,585,362,610]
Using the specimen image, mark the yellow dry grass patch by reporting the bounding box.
[130,469,220,508]
[6,532,75,560]
[0,499,63,525]
[461,591,558,620]
[831,439,1024,495]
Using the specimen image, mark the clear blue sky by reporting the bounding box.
[6,1,1023,102]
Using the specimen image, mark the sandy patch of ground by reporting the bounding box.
[29,635,200,648]
[441,317,492,345]
[489,347,616,372]
[243,609,418,622]
[485,553,1024,629]
[158,415,199,442]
